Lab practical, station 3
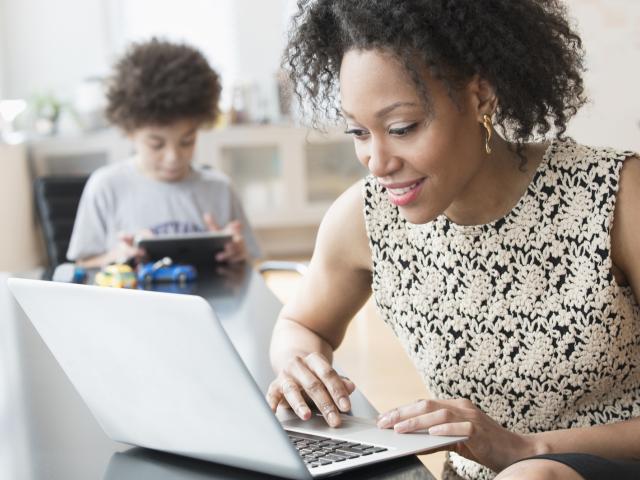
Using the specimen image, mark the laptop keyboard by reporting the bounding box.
[287,431,388,469]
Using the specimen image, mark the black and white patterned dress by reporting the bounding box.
[363,140,640,479]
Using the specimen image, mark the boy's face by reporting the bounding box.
[130,119,200,182]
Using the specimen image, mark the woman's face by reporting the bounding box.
[130,118,200,182]
[340,49,486,225]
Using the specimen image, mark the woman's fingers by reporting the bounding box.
[341,376,356,395]
[266,354,356,428]
[277,373,312,420]
[378,399,432,428]
[305,354,352,413]
[426,421,474,437]
[289,356,342,426]
[266,381,283,411]
[378,399,466,431]
[393,408,459,433]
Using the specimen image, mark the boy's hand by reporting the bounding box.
[106,232,146,265]
[203,213,248,263]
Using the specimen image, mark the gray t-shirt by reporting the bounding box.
[67,160,261,261]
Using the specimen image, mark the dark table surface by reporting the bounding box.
[0,265,435,480]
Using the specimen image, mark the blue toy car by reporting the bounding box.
[137,257,197,285]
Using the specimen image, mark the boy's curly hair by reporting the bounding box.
[284,0,586,143]
[106,38,221,131]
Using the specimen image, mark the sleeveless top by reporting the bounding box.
[363,140,640,480]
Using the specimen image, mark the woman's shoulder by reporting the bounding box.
[547,139,636,171]
[315,180,372,272]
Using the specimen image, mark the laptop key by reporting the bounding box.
[369,447,388,453]
[333,449,361,459]
[324,454,347,462]
[318,440,342,447]
[340,441,360,448]
[351,445,373,452]
[335,447,362,456]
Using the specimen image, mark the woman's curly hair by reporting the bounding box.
[284,0,586,143]
[106,38,221,131]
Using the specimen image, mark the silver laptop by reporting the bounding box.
[7,278,464,479]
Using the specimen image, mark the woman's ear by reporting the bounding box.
[466,74,497,120]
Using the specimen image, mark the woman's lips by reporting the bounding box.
[382,178,426,207]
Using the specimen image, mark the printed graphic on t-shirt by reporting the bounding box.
[150,221,205,235]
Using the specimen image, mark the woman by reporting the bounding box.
[267,1,640,479]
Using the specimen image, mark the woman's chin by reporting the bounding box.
[399,207,439,225]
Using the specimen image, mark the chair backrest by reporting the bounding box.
[34,176,88,269]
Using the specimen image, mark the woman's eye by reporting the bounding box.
[389,123,417,136]
[148,143,164,150]
[344,128,369,139]
[181,140,196,148]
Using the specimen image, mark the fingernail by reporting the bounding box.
[328,412,339,427]
[338,397,350,411]
[298,406,311,419]
[377,415,389,428]
[394,422,407,434]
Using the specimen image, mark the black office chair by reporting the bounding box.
[34,175,89,273]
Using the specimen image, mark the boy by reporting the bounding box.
[67,38,261,267]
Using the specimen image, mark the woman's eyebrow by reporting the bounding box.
[342,101,419,120]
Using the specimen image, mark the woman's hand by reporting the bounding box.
[266,352,356,428]
[377,398,537,472]
[203,213,248,263]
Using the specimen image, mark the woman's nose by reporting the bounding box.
[365,138,400,177]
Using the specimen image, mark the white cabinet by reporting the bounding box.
[29,129,131,176]
[196,125,365,230]
[27,125,365,256]
[196,125,365,255]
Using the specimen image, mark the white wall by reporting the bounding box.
[110,0,235,102]
[0,0,289,107]
[0,0,7,99]
[1,0,637,150]
[0,143,41,271]
[2,0,111,100]
[229,0,288,86]
[564,0,640,151]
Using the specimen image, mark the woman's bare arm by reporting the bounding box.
[268,181,373,426]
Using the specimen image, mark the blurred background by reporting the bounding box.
[0,0,638,272]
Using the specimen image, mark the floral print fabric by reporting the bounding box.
[363,140,640,479]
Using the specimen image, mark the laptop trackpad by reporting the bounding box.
[281,413,376,437]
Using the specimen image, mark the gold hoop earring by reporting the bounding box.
[482,114,493,154]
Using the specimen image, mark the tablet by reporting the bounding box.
[136,232,233,264]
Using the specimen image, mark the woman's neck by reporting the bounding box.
[444,136,547,226]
